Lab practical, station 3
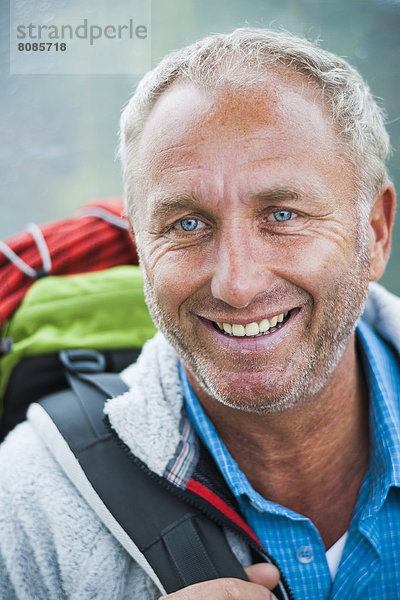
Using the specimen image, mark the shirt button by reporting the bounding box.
[296,546,314,564]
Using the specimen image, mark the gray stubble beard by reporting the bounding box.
[139,226,371,415]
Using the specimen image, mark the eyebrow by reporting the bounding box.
[253,183,333,209]
[252,188,302,204]
[149,194,204,223]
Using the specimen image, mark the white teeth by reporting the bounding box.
[259,319,270,333]
[232,324,245,336]
[216,310,290,337]
[245,322,259,336]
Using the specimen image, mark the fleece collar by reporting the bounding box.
[104,332,194,480]
[104,283,400,480]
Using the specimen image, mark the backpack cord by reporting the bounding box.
[26,223,52,275]
[78,207,130,230]
[0,223,52,278]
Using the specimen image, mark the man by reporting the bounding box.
[0,28,398,599]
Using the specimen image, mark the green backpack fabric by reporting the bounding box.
[0,265,156,439]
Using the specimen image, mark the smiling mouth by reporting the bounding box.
[211,310,293,338]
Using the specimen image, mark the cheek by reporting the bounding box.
[142,233,213,291]
[271,228,360,303]
[154,269,182,314]
[144,250,203,318]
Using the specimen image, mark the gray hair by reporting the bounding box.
[119,28,391,222]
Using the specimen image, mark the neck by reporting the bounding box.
[185,334,370,548]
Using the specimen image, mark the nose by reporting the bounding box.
[210,228,274,308]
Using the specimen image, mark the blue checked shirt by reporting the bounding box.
[180,320,400,599]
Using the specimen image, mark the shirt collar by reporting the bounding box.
[356,319,400,517]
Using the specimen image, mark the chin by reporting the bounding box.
[191,363,315,415]
[190,333,350,416]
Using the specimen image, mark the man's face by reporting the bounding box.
[132,74,371,413]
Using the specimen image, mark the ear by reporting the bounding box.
[369,182,396,282]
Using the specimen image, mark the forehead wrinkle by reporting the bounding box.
[158,143,193,155]
[158,164,205,176]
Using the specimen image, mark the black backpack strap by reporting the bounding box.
[0,347,140,442]
[28,366,249,596]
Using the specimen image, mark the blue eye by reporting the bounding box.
[179,218,199,231]
[273,210,293,222]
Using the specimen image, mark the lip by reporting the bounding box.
[197,307,302,352]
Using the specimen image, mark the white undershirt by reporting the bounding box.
[325,531,348,580]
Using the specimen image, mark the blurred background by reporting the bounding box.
[1,0,399,292]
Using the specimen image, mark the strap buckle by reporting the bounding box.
[59,349,106,374]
